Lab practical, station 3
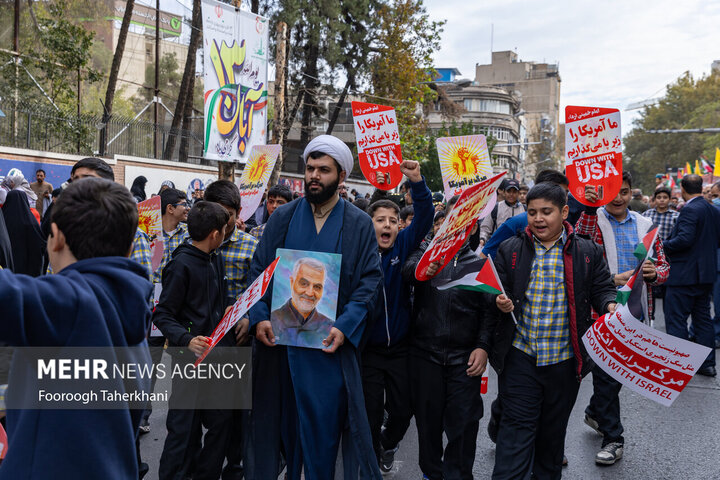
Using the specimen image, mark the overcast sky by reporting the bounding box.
[424,0,720,133]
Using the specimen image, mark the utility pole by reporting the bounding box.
[154,0,160,158]
[13,0,19,142]
[268,22,287,187]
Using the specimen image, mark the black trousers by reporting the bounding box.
[492,348,579,480]
[586,365,624,446]
[142,335,166,423]
[410,354,483,480]
[361,340,413,456]
[159,369,232,480]
[665,284,716,369]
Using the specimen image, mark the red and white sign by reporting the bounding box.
[137,196,164,272]
[415,172,506,282]
[583,305,711,407]
[565,106,622,206]
[351,101,402,190]
[237,145,281,222]
[195,257,280,365]
[150,283,163,337]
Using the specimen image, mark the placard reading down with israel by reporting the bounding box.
[270,249,342,349]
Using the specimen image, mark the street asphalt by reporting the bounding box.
[140,301,720,479]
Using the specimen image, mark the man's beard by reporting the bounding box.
[304,177,339,205]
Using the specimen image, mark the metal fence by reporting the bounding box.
[0,101,212,165]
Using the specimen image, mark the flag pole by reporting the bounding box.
[487,256,517,324]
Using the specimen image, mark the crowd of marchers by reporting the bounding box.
[0,135,718,480]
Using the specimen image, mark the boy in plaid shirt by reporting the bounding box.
[489,183,616,479]
[574,172,669,465]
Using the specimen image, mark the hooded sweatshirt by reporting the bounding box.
[152,242,233,348]
[0,257,153,479]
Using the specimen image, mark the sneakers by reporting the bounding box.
[595,442,623,465]
[583,414,602,436]
[379,445,399,473]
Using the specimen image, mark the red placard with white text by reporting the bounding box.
[415,171,506,281]
[137,196,164,272]
[583,305,711,406]
[194,257,280,365]
[351,101,403,190]
[565,106,622,206]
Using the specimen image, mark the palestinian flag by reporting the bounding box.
[633,227,658,263]
[663,176,675,190]
[433,257,503,294]
[677,167,684,179]
[701,158,713,174]
[615,262,643,319]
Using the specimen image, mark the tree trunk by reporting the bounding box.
[178,71,196,162]
[326,78,351,135]
[299,43,319,149]
[100,0,135,156]
[162,0,201,160]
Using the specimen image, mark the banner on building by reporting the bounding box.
[436,135,493,199]
[202,0,269,163]
[565,106,622,207]
[237,145,281,221]
[351,102,403,190]
[415,171,505,281]
[137,196,164,272]
[195,257,280,365]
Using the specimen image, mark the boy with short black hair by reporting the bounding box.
[0,177,153,479]
[399,205,414,230]
[249,183,292,239]
[153,200,234,480]
[489,182,617,479]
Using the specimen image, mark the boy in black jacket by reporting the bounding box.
[153,201,233,480]
[489,183,617,480]
[401,238,491,480]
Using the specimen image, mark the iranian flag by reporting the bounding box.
[433,257,503,294]
[633,227,659,263]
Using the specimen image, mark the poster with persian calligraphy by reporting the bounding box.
[351,102,403,190]
[202,0,269,163]
[565,106,623,206]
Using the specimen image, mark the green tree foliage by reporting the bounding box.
[369,0,444,163]
[624,71,720,193]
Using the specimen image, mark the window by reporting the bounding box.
[463,99,511,114]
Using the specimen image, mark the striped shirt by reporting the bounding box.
[513,231,573,366]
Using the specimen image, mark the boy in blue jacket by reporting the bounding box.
[362,160,433,472]
[0,177,153,479]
